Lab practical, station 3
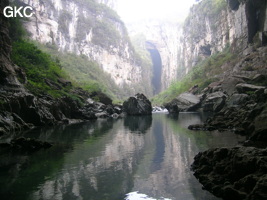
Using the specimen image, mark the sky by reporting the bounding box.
[117,0,197,22]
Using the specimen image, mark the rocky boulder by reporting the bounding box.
[251,74,266,84]
[0,111,32,136]
[202,91,227,112]
[90,91,112,105]
[249,106,267,143]
[164,101,179,113]
[123,93,152,115]
[191,147,267,200]
[227,93,249,107]
[236,83,265,94]
[164,92,201,113]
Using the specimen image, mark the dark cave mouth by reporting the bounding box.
[148,49,162,95]
[146,42,162,95]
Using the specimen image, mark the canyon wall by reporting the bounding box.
[0,0,25,92]
[127,0,267,92]
[179,0,267,76]
[96,0,117,10]
[126,20,181,92]
[6,0,267,95]
[15,0,146,94]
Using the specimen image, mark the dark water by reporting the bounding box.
[0,113,246,200]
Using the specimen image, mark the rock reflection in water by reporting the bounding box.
[29,118,147,200]
[0,113,245,200]
[124,115,152,134]
[130,113,216,200]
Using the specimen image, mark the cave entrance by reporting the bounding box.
[146,41,162,95]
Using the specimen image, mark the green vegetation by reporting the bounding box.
[11,40,75,98]
[8,4,77,99]
[199,0,227,17]
[76,0,121,22]
[8,17,27,41]
[34,36,153,101]
[151,0,231,105]
[8,0,153,102]
[184,0,227,43]
[34,42,127,100]
[92,19,121,48]
[187,0,227,20]
[66,0,130,50]
[131,34,152,69]
[152,46,237,105]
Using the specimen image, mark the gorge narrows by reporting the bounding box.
[146,41,163,95]
[1,0,267,199]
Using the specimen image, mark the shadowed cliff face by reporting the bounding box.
[0,0,15,85]
[149,49,162,95]
[244,0,267,44]
[146,41,162,95]
[0,0,24,90]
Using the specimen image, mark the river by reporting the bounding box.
[0,112,246,200]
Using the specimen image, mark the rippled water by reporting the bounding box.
[0,113,245,200]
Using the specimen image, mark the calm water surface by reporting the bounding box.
[0,113,246,200]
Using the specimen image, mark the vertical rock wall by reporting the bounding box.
[15,0,145,93]
[8,0,267,95]
[0,0,24,91]
[126,20,180,92]
[180,0,267,75]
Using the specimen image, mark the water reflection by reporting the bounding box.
[124,115,152,133]
[0,113,245,200]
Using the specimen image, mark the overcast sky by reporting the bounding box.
[117,0,197,22]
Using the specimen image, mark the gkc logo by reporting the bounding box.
[3,6,33,18]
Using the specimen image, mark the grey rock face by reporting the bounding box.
[123,93,152,115]
[227,93,249,107]
[17,0,144,91]
[236,83,266,93]
[164,92,201,113]
[202,91,227,112]
[191,147,267,200]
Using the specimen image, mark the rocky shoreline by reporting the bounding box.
[191,147,267,200]
[163,46,267,200]
[164,47,267,141]
[0,90,125,136]
[0,91,153,156]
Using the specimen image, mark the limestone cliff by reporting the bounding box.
[15,0,145,93]
[179,0,267,76]
[96,0,117,10]
[127,20,181,92]
[126,0,267,93]
[0,0,24,91]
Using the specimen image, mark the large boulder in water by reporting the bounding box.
[164,92,201,113]
[123,93,152,115]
